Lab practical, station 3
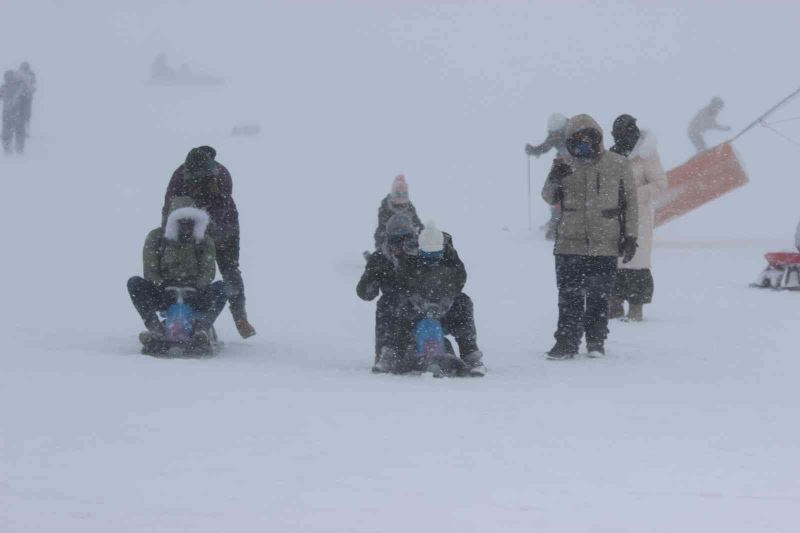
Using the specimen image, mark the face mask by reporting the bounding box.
[571,141,595,159]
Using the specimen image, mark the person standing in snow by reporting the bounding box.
[542,114,639,359]
[128,197,228,353]
[526,113,569,240]
[0,70,27,155]
[373,174,424,250]
[162,146,256,339]
[688,97,731,153]
[16,62,35,136]
[358,215,484,375]
[607,115,668,322]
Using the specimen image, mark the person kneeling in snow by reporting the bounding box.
[373,174,424,250]
[128,197,227,353]
[358,214,485,375]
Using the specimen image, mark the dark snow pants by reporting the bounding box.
[554,255,617,349]
[214,231,247,320]
[376,292,478,358]
[689,130,706,153]
[614,268,654,305]
[2,112,25,154]
[127,277,228,329]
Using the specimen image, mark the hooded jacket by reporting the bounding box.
[162,160,239,238]
[144,198,217,289]
[373,196,424,250]
[616,130,667,270]
[542,114,638,257]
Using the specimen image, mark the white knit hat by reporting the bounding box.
[419,220,445,253]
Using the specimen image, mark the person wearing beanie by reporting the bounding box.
[358,218,485,375]
[526,113,570,241]
[608,115,668,322]
[128,197,228,354]
[373,174,424,250]
[161,146,256,338]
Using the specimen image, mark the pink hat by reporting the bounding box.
[390,174,410,204]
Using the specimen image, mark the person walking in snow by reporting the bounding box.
[162,146,256,339]
[542,114,639,359]
[688,97,731,153]
[128,197,228,353]
[607,115,668,322]
[358,215,485,375]
[0,70,27,155]
[526,113,569,240]
[373,174,424,250]
[16,62,35,136]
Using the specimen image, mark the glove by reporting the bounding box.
[548,159,572,183]
[621,236,638,264]
[525,144,538,157]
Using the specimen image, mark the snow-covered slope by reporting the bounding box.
[2,2,800,532]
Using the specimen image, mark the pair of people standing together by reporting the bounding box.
[528,113,667,359]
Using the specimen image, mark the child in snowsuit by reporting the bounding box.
[373,174,424,250]
[128,197,227,353]
[358,215,484,374]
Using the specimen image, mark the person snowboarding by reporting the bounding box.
[526,113,569,240]
[608,115,668,322]
[358,215,485,375]
[541,114,639,359]
[162,146,256,339]
[127,197,228,354]
[373,174,424,250]
[16,62,35,136]
[0,70,27,155]
[688,97,731,153]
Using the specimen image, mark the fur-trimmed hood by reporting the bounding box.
[630,129,658,160]
[164,206,210,242]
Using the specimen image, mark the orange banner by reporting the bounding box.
[654,142,749,227]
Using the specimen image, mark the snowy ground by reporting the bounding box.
[3,1,800,532]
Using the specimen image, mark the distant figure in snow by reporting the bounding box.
[608,115,668,322]
[526,113,569,240]
[688,97,731,153]
[162,147,256,339]
[0,70,27,155]
[16,62,36,136]
[373,174,424,250]
[151,53,176,83]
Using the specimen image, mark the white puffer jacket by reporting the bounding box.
[618,131,668,270]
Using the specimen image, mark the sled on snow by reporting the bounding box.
[751,252,800,290]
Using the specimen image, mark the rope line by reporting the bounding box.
[759,120,800,148]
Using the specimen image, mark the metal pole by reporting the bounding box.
[527,156,532,231]
[731,84,800,142]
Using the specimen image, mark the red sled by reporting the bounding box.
[752,252,800,290]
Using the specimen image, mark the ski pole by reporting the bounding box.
[527,155,532,231]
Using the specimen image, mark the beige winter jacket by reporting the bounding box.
[618,131,668,270]
[542,114,638,257]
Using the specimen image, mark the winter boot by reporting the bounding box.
[586,341,606,358]
[626,304,644,322]
[190,330,212,354]
[608,297,625,320]
[546,340,578,360]
[139,317,165,345]
[372,346,398,373]
[461,349,487,377]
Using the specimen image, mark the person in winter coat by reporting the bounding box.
[688,97,731,153]
[608,115,668,321]
[162,146,256,339]
[373,174,424,250]
[358,215,484,374]
[128,197,228,351]
[541,114,639,359]
[526,113,569,240]
[16,62,35,136]
[0,70,26,155]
